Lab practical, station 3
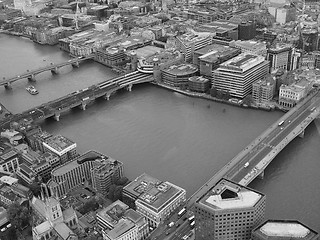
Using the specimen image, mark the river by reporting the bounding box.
[1,34,320,232]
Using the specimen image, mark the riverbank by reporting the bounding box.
[0,102,12,121]
[151,82,284,112]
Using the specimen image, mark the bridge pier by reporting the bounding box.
[54,113,60,121]
[80,102,87,110]
[51,67,59,75]
[299,129,305,138]
[28,74,36,82]
[71,61,80,68]
[258,170,264,179]
[104,93,110,100]
[4,82,12,90]
[127,84,132,92]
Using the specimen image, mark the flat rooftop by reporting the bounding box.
[43,135,76,156]
[253,220,319,239]
[198,178,263,210]
[232,40,266,50]
[177,32,212,45]
[136,181,185,212]
[218,53,265,73]
[139,50,181,65]
[123,173,161,198]
[162,63,198,76]
[196,44,240,63]
[96,200,129,228]
[200,20,238,34]
[51,150,106,177]
[106,219,135,239]
[105,37,151,54]
[132,46,162,60]
[0,149,18,164]
[188,76,210,83]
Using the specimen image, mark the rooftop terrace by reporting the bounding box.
[162,63,198,76]
[198,178,263,210]
[43,135,76,156]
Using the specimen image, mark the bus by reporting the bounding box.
[190,221,195,229]
[278,120,284,126]
[178,208,186,217]
[188,215,195,222]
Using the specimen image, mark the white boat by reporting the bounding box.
[26,85,38,95]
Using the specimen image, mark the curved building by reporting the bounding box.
[161,63,198,87]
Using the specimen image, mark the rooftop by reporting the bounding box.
[52,150,107,177]
[0,149,18,164]
[188,76,210,83]
[106,219,135,239]
[105,37,151,54]
[217,53,266,73]
[123,173,161,198]
[124,209,143,224]
[33,221,52,235]
[177,32,212,45]
[54,222,75,240]
[231,40,267,50]
[162,63,198,76]
[253,220,319,239]
[43,135,76,156]
[136,181,185,212]
[198,178,264,210]
[132,46,162,60]
[199,20,238,34]
[96,200,129,228]
[0,176,18,185]
[196,44,240,63]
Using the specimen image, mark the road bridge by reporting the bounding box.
[0,71,153,126]
[166,89,320,240]
[1,55,94,89]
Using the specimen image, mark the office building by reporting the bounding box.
[267,44,292,72]
[188,76,211,93]
[212,54,269,98]
[230,40,267,56]
[312,51,320,69]
[252,220,319,240]
[90,156,124,197]
[279,78,313,108]
[48,151,103,198]
[194,178,266,240]
[0,149,19,173]
[196,21,239,41]
[97,200,149,240]
[238,22,256,41]
[27,131,53,153]
[43,135,77,164]
[193,44,241,78]
[125,174,186,228]
[176,32,213,62]
[252,77,276,103]
[161,63,198,87]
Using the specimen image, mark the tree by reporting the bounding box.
[5,227,17,240]
[243,94,253,106]
[28,182,41,197]
[115,177,129,186]
[7,203,30,230]
[210,87,217,97]
[78,199,99,215]
[108,184,116,201]
[108,184,123,201]
[216,90,224,99]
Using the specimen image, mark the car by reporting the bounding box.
[280,127,284,130]
[6,224,11,228]
[1,228,6,232]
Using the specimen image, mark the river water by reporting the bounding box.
[1,34,320,232]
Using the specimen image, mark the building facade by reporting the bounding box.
[194,178,266,240]
[267,44,292,72]
[252,78,276,103]
[212,54,269,98]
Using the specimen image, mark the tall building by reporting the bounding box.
[267,44,292,72]
[123,173,186,228]
[212,54,269,98]
[252,77,276,103]
[43,135,77,164]
[175,32,213,62]
[90,156,124,197]
[252,220,319,240]
[238,21,256,40]
[48,151,110,198]
[194,178,266,240]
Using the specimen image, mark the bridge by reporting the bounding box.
[0,71,153,127]
[0,55,94,89]
[165,89,320,240]
[186,88,320,208]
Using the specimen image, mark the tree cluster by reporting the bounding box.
[78,199,99,215]
[7,203,30,230]
[108,177,129,202]
[210,87,231,100]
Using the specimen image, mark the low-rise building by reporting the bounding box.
[194,178,266,240]
[123,173,186,228]
[43,135,77,164]
[252,219,319,240]
[161,63,198,88]
[279,78,314,108]
[188,76,211,93]
[0,149,19,173]
[230,40,267,56]
[252,77,276,103]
